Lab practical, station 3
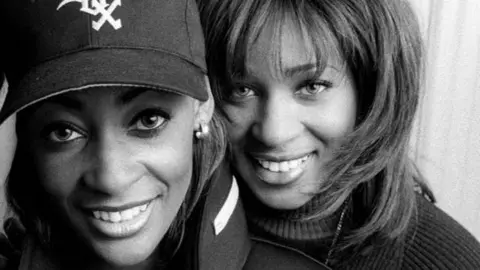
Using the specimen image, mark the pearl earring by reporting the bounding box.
[195,122,209,139]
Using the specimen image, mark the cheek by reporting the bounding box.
[324,106,356,135]
[146,145,193,184]
[140,125,195,190]
[33,151,82,201]
[223,104,256,144]
[309,90,357,140]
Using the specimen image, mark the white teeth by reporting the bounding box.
[92,202,150,223]
[270,162,279,172]
[110,212,121,223]
[120,209,133,220]
[289,159,299,169]
[279,161,289,172]
[131,206,140,217]
[257,154,311,172]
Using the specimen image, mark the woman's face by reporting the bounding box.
[224,21,358,210]
[25,87,201,267]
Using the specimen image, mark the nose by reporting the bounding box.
[252,92,302,147]
[83,134,140,194]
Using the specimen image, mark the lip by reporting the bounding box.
[249,152,313,162]
[83,196,160,212]
[86,198,157,239]
[247,152,314,186]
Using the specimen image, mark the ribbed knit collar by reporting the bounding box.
[239,181,340,242]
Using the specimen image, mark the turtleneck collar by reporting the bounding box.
[238,179,342,242]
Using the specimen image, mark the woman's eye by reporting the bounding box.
[297,80,332,96]
[46,126,84,143]
[132,111,166,131]
[233,87,255,97]
[228,86,256,101]
[299,83,326,95]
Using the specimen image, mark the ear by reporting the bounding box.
[194,76,215,129]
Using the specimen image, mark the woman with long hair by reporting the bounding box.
[198,0,480,268]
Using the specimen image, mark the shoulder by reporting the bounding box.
[0,218,25,270]
[0,233,12,270]
[403,195,480,269]
[180,163,250,270]
[182,162,332,270]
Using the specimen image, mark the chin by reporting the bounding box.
[88,236,160,268]
[252,186,314,210]
[71,214,167,268]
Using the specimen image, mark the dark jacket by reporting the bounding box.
[334,194,480,269]
[179,162,329,270]
[185,163,480,270]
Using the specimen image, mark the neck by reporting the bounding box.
[89,258,158,270]
[239,181,340,241]
[48,228,168,270]
[55,246,165,270]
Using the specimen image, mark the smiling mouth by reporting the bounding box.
[84,198,158,238]
[255,154,312,173]
[92,202,150,223]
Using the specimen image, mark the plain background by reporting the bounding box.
[409,0,480,241]
[0,0,479,241]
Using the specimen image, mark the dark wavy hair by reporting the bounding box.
[5,92,227,258]
[198,0,433,252]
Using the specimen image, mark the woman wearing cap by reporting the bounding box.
[0,0,335,268]
[0,0,229,269]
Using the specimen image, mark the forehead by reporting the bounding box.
[62,87,146,102]
[247,20,312,72]
[53,87,182,104]
[244,18,343,79]
[25,87,189,117]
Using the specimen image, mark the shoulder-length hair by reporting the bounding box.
[5,97,227,256]
[198,0,430,252]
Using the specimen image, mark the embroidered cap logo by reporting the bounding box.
[57,0,122,31]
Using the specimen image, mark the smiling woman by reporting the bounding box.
[0,0,226,269]
[224,20,357,210]
[18,88,199,266]
[198,0,480,268]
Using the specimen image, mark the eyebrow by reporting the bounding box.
[242,63,319,80]
[283,63,318,77]
[38,88,164,114]
[282,63,340,78]
[118,88,151,105]
[45,95,83,111]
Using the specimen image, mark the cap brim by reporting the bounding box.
[0,48,207,124]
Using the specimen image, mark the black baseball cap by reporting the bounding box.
[0,0,207,125]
